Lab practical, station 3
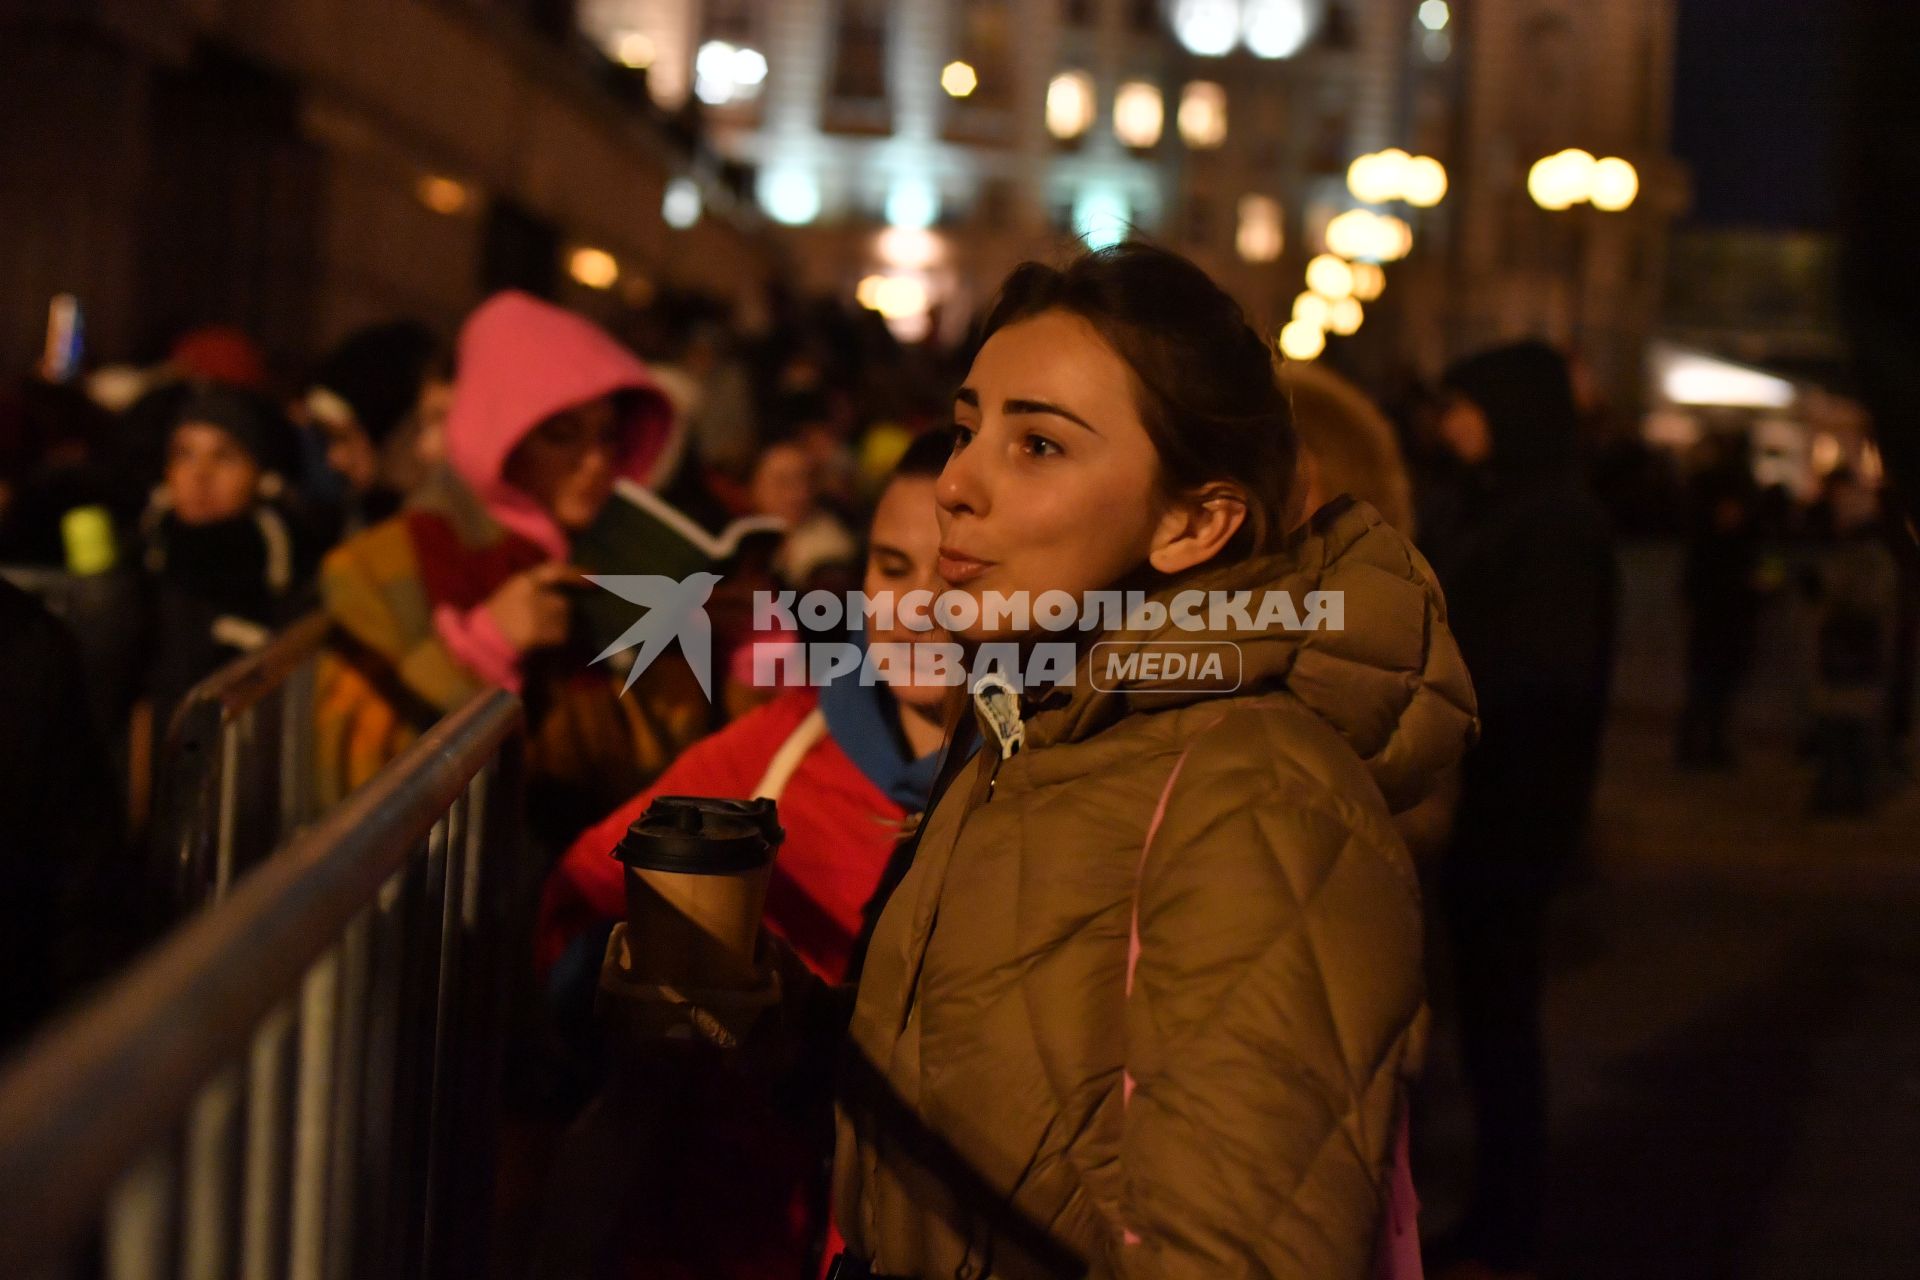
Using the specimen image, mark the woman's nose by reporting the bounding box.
[936,440,987,518]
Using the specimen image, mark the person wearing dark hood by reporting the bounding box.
[1422,341,1617,1280]
[140,383,315,745]
[301,320,444,535]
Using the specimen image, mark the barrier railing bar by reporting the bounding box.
[0,690,522,1275]
[174,613,332,728]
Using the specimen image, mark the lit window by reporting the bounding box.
[1178,81,1228,149]
[1114,82,1164,148]
[1235,195,1283,262]
[1047,71,1096,140]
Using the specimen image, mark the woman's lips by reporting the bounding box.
[936,546,994,585]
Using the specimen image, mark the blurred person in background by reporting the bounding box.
[1676,434,1766,769]
[300,320,445,536]
[1283,361,1417,534]
[0,379,147,750]
[1423,340,1617,1280]
[166,324,272,393]
[314,291,707,852]
[1804,467,1901,815]
[530,433,952,1280]
[0,579,128,1054]
[1282,362,1458,864]
[750,433,859,591]
[0,377,118,567]
[139,384,315,745]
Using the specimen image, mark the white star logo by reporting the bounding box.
[586,572,724,699]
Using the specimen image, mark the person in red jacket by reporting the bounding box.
[531,432,951,1279]
[536,429,951,986]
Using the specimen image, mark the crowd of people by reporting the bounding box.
[1,238,1911,1280]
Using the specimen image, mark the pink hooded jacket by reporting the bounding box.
[446,290,675,560]
[434,292,676,687]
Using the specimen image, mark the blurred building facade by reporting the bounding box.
[0,0,777,375]
[2,0,1685,405]
[592,0,1683,402]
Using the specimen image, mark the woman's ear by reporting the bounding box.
[1147,483,1248,575]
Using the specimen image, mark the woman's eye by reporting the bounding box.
[1024,433,1062,459]
[950,423,974,450]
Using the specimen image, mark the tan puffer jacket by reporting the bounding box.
[832,498,1478,1280]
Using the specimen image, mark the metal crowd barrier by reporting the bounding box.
[151,612,333,914]
[0,689,527,1280]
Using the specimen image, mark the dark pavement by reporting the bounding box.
[1416,544,1920,1278]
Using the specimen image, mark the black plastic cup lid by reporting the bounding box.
[615,795,784,875]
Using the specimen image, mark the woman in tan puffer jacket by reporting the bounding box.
[818,244,1477,1280]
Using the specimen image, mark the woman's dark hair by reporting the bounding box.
[974,240,1299,559]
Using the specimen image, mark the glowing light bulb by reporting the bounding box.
[1590,157,1639,211]
[1305,253,1356,299]
[568,247,619,290]
[942,61,977,98]
[1278,320,1326,361]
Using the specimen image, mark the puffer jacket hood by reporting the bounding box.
[445,291,674,559]
[1025,495,1477,813]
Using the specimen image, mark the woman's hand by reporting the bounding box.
[484,562,580,652]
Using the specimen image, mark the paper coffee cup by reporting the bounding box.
[614,796,783,990]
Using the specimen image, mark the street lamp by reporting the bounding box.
[1528,149,1638,212]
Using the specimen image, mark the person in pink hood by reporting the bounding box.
[315,292,709,847]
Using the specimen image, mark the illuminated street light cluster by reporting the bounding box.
[1325,208,1413,264]
[1527,149,1639,211]
[1172,0,1320,60]
[1346,149,1448,208]
[856,273,930,319]
[1278,252,1386,361]
[694,39,768,106]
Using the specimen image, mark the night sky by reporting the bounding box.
[1670,0,1840,230]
